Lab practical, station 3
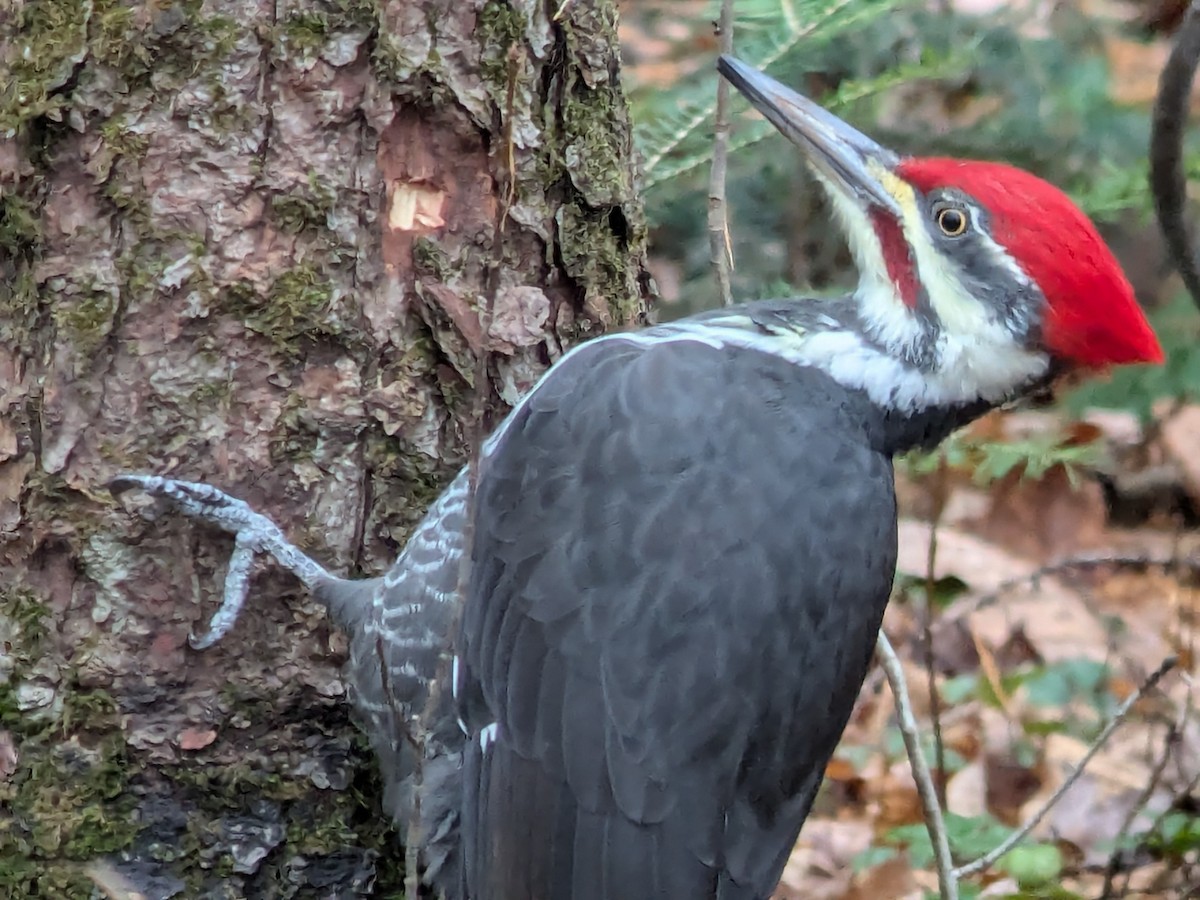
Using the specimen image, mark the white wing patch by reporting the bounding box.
[479,722,498,751]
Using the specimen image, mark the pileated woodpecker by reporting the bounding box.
[116,57,1162,900]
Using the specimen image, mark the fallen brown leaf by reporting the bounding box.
[775,819,874,899]
[985,751,1045,826]
[946,758,989,819]
[1159,405,1200,507]
[969,465,1109,562]
[843,855,919,900]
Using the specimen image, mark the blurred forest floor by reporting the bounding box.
[619,0,1200,897]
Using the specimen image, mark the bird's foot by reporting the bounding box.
[110,474,272,535]
[110,474,329,649]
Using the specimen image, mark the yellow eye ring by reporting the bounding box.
[937,207,969,237]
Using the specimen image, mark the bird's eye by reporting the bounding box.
[936,207,969,237]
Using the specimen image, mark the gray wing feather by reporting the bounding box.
[459,337,898,899]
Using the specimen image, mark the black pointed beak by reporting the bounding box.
[717,56,903,218]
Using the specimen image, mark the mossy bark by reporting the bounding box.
[0,0,652,895]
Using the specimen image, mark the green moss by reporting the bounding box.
[0,859,95,899]
[270,174,336,234]
[411,236,452,281]
[285,794,361,854]
[0,595,140,897]
[187,378,234,408]
[100,173,151,227]
[0,730,137,898]
[0,586,51,735]
[328,0,382,29]
[89,0,140,72]
[60,688,119,735]
[478,1,527,88]
[3,586,50,651]
[100,1,236,90]
[271,194,324,232]
[165,759,314,809]
[562,81,632,207]
[0,269,40,338]
[218,265,344,358]
[0,192,41,258]
[281,10,329,52]
[556,203,640,324]
[52,288,117,356]
[1,0,244,136]
[0,0,88,133]
[98,117,149,163]
[269,397,322,470]
[192,13,241,56]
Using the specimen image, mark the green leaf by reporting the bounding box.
[996,843,1063,887]
[894,573,970,609]
[1022,718,1068,737]
[941,673,980,705]
[851,845,898,872]
[1151,812,1200,855]
[1023,659,1109,708]
[886,813,1013,865]
[898,429,1104,488]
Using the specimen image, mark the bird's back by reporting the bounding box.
[454,333,900,899]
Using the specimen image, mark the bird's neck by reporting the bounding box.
[656,295,1052,455]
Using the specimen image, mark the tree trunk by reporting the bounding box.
[0,0,651,895]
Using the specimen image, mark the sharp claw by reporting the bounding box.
[106,475,143,496]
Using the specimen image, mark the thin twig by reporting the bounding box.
[922,502,947,808]
[877,631,958,900]
[1119,766,1200,895]
[1103,571,1197,898]
[640,0,856,183]
[948,549,1200,621]
[708,0,735,306]
[1151,0,1200,312]
[1099,720,1179,898]
[953,656,1179,880]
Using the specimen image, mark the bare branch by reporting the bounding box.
[921,504,948,807]
[877,631,959,900]
[708,0,735,306]
[1151,0,1200,312]
[948,548,1200,621]
[1099,720,1179,898]
[953,656,1179,880]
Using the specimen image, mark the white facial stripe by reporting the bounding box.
[803,287,1049,411]
[858,177,1050,402]
[971,213,1035,289]
[819,173,926,356]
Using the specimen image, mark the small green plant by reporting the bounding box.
[900,427,1104,487]
[879,812,1065,892]
[1148,811,1200,859]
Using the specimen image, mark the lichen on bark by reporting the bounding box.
[0,0,651,895]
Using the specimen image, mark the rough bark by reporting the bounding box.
[0,0,652,895]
